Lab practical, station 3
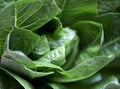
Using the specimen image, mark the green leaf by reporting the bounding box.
[0,0,61,56]
[48,83,66,89]
[1,55,54,78]
[0,67,23,89]
[92,76,120,89]
[2,49,35,68]
[0,28,9,56]
[48,27,78,55]
[0,0,61,31]
[100,37,120,58]
[98,0,120,14]
[72,21,104,64]
[16,0,61,30]
[62,32,79,70]
[29,35,50,60]
[0,67,34,89]
[8,28,40,55]
[35,18,79,69]
[55,0,66,10]
[56,0,98,26]
[38,45,66,66]
[59,74,102,89]
[1,45,55,79]
[96,13,120,58]
[72,21,104,48]
[32,61,63,72]
[95,13,120,42]
[50,56,114,83]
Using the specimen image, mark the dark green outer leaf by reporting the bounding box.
[0,67,23,89]
[96,13,120,58]
[57,0,98,26]
[0,28,10,56]
[95,13,120,42]
[0,0,61,31]
[98,0,120,14]
[16,0,61,31]
[0,67,34,89]
[0,0,61,57]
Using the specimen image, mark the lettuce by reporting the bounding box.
[0,0,120,89]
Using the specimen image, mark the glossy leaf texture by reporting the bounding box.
[0,27,64,79]
[0,0,120,89]
[50,56,114,83]
[0,0,61,56]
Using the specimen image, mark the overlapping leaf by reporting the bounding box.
[0,0,61,56]
[0,0,120,89]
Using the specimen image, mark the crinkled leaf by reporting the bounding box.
[0,0,61,30]
[29,35,50,60]
[36,18,79,69]
[0,0,61,56]
[38,45,65,66]
[48,27,78,55]
[48,27,79,69]
[16,0,61,30]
